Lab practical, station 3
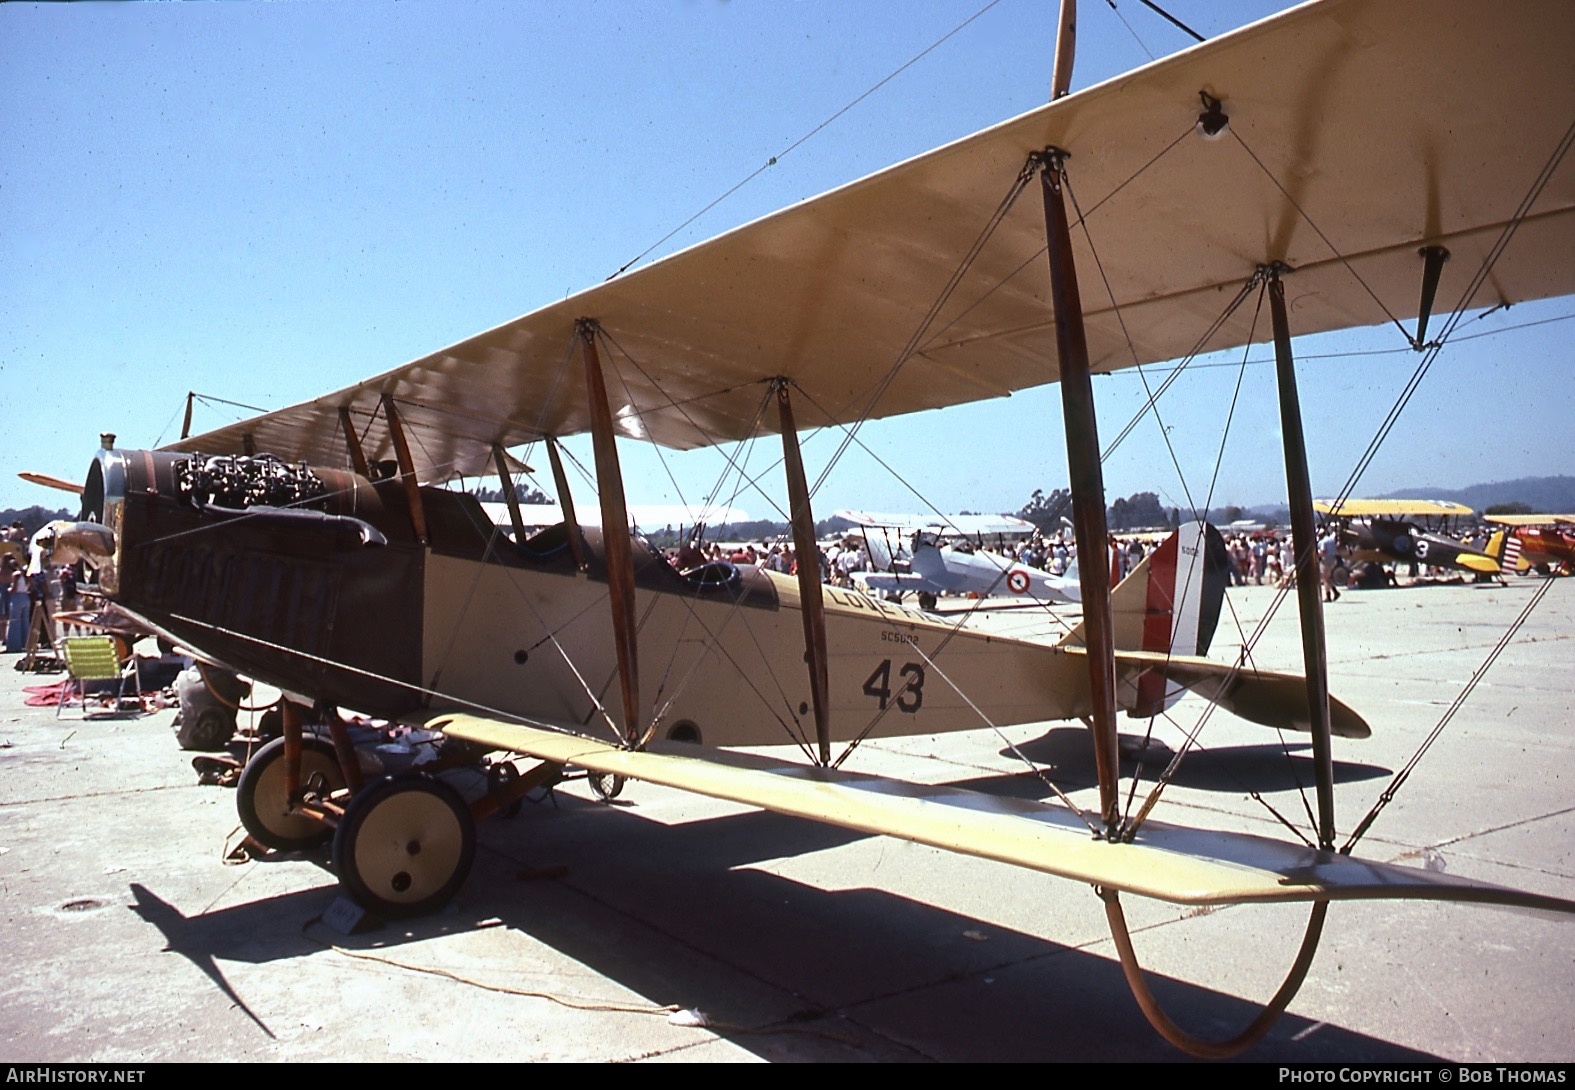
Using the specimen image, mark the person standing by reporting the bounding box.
[5,556,30,652]
[1319,529,1343,602]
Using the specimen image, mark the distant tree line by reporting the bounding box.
[472,485,552,505]
[0,506,73,537]
[1016,488,1181,532]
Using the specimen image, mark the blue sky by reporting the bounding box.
[3,0,1570,523]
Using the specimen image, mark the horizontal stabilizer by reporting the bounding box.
[423,712,1564,913]
[1454,552,1500,575]
[1087,648,1373,739]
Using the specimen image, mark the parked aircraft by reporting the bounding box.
[836,510,1079,609]
[1485,514,1575,575]
[1313,499,1500,576]
[65,0,1575,1056]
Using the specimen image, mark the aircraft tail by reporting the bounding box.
[1058,522,1230,717]
[1485,528,1522,574]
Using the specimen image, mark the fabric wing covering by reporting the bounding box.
[171,0,1575,482]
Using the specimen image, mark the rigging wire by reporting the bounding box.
[808,163,1035,501]
[1228,129,1413,346]
[606,0,1006,280]
[1332,117,1575,507]
[1340,574,1560,853]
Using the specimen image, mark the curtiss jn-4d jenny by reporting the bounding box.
[62,0,1575,1057]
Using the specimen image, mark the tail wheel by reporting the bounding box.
[235,735,344,851]
[488,761,524,819]
[332,773,476,919]
[587,770,625,802]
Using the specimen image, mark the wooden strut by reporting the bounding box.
[340,406,370,478]
[1051,0,1077,100]
[578,321,642,747]
[1266,269,1337,847]
[1413,245,1450,348]
[281,699,304,802]
[491,442,529,546]
[180,392,195,441]
[1036,149,1121,834]
[380,394,429,546]
[545,435,587,570]
[774,380,832,766]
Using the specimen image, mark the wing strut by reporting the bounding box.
[1413,246,1450,349]
[380,394,428,546]
[491,442,528,545]
[544,436,587,570]
[774,379,832,765]
[578,320,642,747]
[1050,0,1076,100]
[339,407,370,478]
[1266,267,1336,848]
[1035,149,1120,834]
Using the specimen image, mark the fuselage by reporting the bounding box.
[1341,518,1499,575]
[85,449,1098,748]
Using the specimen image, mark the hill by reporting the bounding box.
[1376,476,1575,514]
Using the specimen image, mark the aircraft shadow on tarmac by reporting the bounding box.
[127,790,1437,1062]
[989,725,1390,800]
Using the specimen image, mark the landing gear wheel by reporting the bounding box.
[254,706,284,742]
[587,770,625,802]
[332,773,476,919]
[488,761,523,818]
[236,735,345,851]
[917,591,938,611]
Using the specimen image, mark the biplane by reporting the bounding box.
[64,0,1575,1056]
[1484,513,1575,575]
[835,509,1081,608]
[1313,498,1500,577]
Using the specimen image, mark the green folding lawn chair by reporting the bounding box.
[57,635,142,719]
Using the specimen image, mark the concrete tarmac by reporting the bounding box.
[1,576,1571,1062]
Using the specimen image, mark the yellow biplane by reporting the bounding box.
[1312,498,1500,576]
[68,0,1574,1056]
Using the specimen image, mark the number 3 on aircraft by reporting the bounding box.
[862,659,925,713]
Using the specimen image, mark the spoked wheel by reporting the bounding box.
[332,773,476,919]
[587,770,625,802]
[236,734,345,851]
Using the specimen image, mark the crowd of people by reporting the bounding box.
[2,521,82,653]
[668,521,1499,606]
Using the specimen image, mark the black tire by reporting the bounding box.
[254,706,284,742]
[488,761,523,819]
[332,774,476,919]
[176,705,235,752]
[917,591,938,611]
[587,770,625,801]
[235,735,344,851]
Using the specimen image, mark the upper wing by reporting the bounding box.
[1485,514,1575,527]
[1314,499,1477,518]
[171,0,1575,481]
